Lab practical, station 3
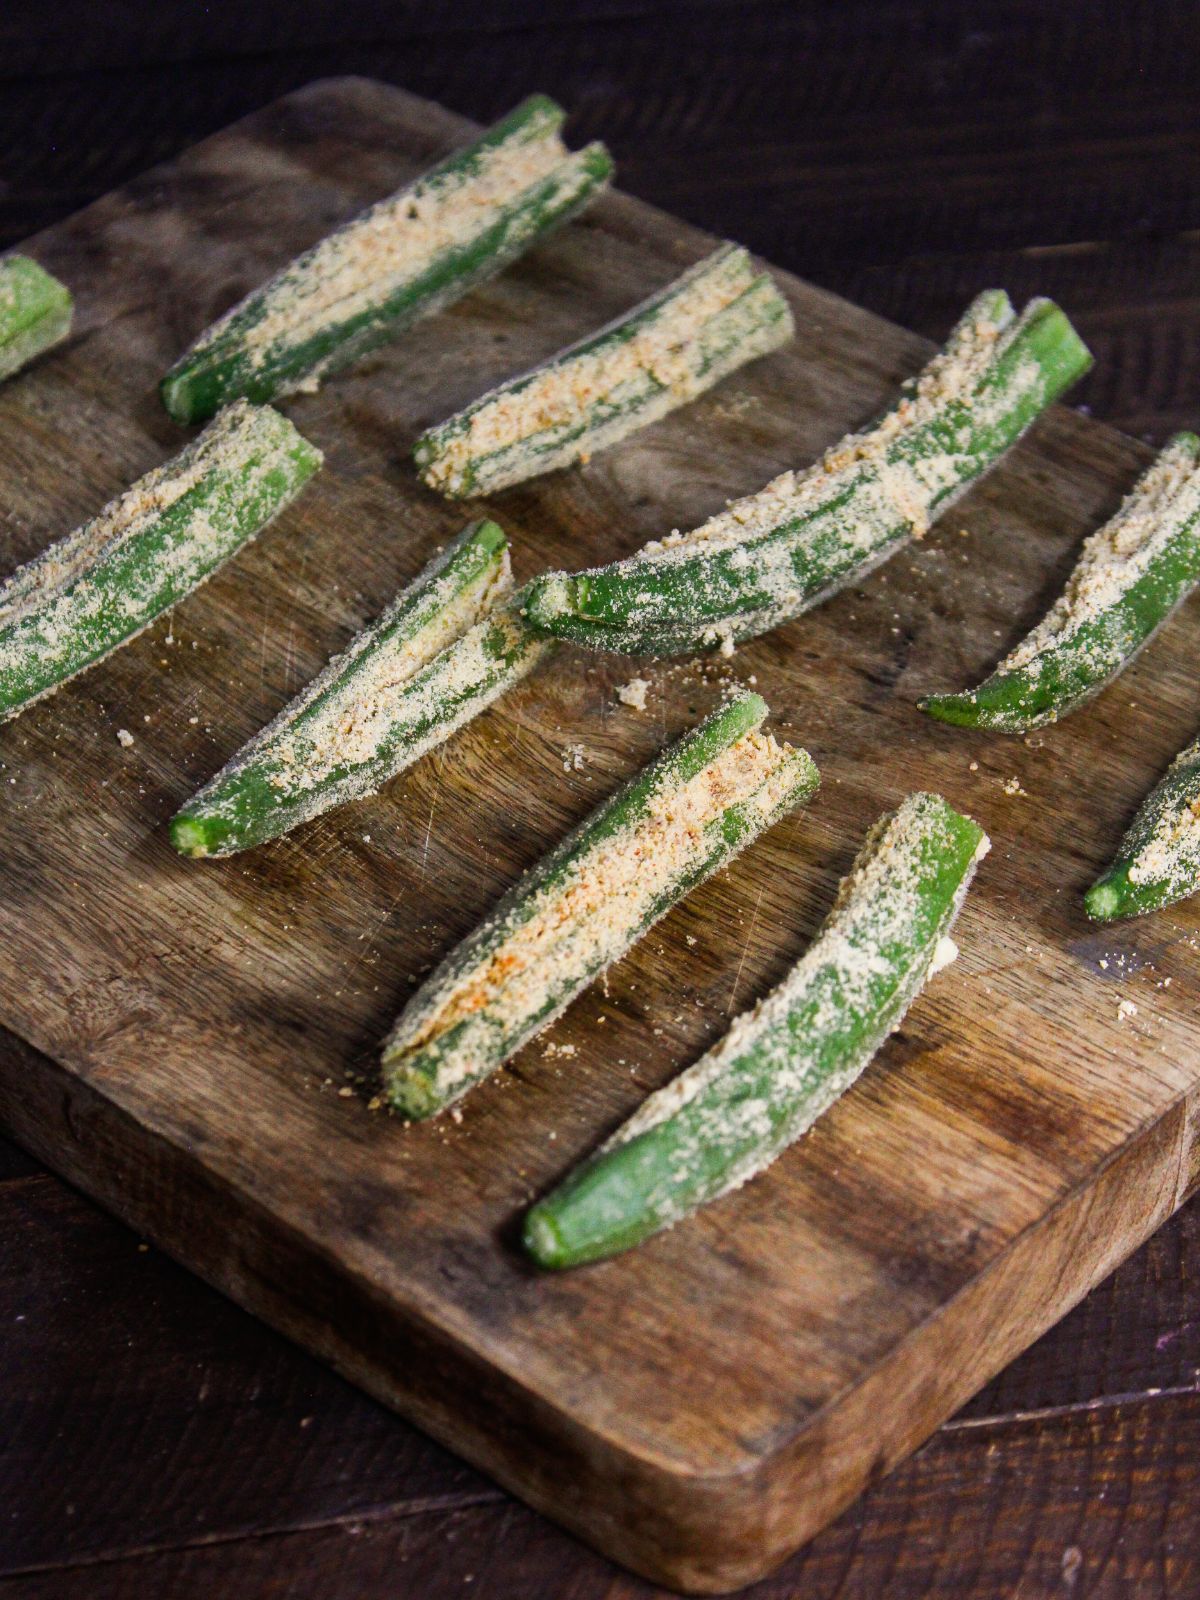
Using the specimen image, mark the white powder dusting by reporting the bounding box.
[602,795,988,1227]
[0,401,318,720]
[1002,437,1200,676]
[383,728,814,1103]
[419,246,793,495]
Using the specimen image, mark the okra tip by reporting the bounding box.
[522,1204,571,1270]
[159,370,198,427]
[1084,863,1142,923]
[169,813,214,860]
[916,691,984,728]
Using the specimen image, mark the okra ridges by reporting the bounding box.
[414,243,794,498]
[524,791,987,1268]
[170,522,555,858]
[521,292,1091,657]
[161,97,613,422]
[1086,734,1200,921]
[381,692,818,1119]
[0,401,321,722]
[921,432,1200,732]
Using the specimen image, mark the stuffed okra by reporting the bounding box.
[0,400,321,722]
[525,791,987,1268]
[171,521,552,857]
[0,256,72,382]
[414,243,793,498]
[382,692,819,1118]
[1086,734,1200,921]
[921,433,1200,732]
[161,96,613,424]
[522,291,1091,656]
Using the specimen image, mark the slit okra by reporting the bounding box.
[171,520,553,858]
[1086,734,1200,921]
[521,291,1091,656]
[524,791,987,1269]
[0,256,73,382]
[414,243,793,498]
[920,433,1200,732]
[160,96,613,424]
[0,400,320,722]
[382,691,819,1119]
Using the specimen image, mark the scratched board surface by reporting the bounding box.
[0,78,1198,1595]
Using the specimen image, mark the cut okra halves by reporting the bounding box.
[523,291,1091,656]
[382,691,819,1118]
[921,433,1200,733]
[171,521,553,857]
[1086,734,1200,921]
[161,96,613,424]
[0,401,321,722]
[525,791,987,1269]
[414,243,793,498]
[0,256,73,382]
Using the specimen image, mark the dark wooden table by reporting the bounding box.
[2,4,1199,1595]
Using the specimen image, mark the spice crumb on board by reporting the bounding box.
[562,742,586,771]
[1117,998,1138,1022]
[116,728,134,747]
[616,676,650,711]
[1000,774,1027,796]
[542,1040,577,1059]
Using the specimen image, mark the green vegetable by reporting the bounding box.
[414,242,793,498]
[0,400,321,722]
[171,521,552,857]
[521,292,1091,656]
[1086,733,1200,921]
[525,791,987,1269]
[0,255,73,381]
[161,96,613,424]
[382,691,819,1118]
[921,433,1200,732]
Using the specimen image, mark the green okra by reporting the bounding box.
[921,433,1200,733]
[382,691,819,1119]
[161,96,613,424]
[525,791,987,1269]
[171,521,552,858]
[0,256,73,382]
[0,400,320,722]
[522,291,1091,656]
[1086,733,1200,921]
[414,242,793,498]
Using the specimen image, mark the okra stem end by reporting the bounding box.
[522,572,584,632]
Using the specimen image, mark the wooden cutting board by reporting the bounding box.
[0,76,1198,1594]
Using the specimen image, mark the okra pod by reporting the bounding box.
[0,401,321,722]
[171,521,553,857]
[921,433,1200,732]
[522,291,1091,656]
[525,791,987,1268]
[161,96,613,424]
[382,692,819,1118]
[0,256,72,382]
[1086,733,1200,921]
[414,243,793,498]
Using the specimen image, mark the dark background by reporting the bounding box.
[2,4,1199,1596]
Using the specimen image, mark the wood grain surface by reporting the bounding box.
[1,72,1199,1594]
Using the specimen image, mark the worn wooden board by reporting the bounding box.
[0,76,1198,1594]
